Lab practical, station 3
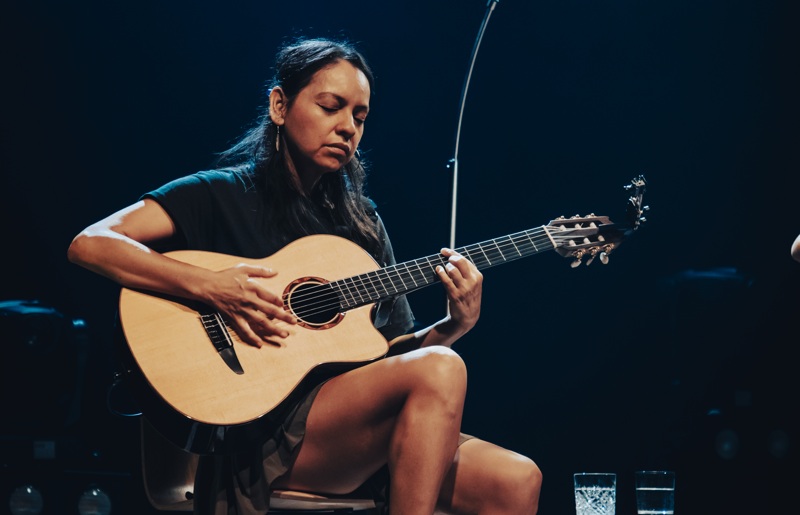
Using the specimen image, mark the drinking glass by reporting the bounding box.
[635,470,675,515]
[574,472,616,515]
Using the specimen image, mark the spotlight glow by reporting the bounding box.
[9,485,43,515]
[77,487,112,515]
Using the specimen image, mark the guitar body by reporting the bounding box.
[118,234,389,454]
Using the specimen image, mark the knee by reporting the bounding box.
[526,459,543,513]
[406,346,467,393]
[397,347,467,415]
[497,455,542,513]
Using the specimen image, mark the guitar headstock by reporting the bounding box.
[546,175,648,267]
[624,175,648,230]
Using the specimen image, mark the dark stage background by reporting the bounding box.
[2,1,798,513]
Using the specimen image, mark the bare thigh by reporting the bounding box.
[272,346,466,494]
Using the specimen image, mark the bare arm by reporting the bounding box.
[67,199,295,345]
[389,248,482,350]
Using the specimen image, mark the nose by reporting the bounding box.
[335,113,357,141]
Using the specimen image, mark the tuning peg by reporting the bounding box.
[624,175,647,190]
[585,248,600,266]
[570,250,585,268]
[599,251,609,264]
[569,249,586,268]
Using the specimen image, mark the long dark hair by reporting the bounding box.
[216,37,381,254]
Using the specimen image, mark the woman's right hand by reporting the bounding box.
[205,264,298,347]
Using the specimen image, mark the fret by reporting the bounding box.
[330,280,352,309]
[371,269,393,297]
[459,246,475,265]
[400,267,415,291]
[377,268,393,295]
[370,269,392,298]
[475,242,493,267]
[363,271,382,300]
[523,229,540,254]
[490,238,508,261]
[412,260,427,287]
[399,263,418,289]
[507,234,522,257]
[354,276,372,304]
[386,266,407,294]
[416,260,431,285]
[341,277,363,309]
[423,255,441,280]
[483,240,507,264]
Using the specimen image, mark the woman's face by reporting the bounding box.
[273,60,371,191]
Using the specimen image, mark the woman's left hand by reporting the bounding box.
[435,248,483,333]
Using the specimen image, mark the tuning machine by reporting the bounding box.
[570,245,613,268]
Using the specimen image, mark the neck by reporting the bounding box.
[297,170,321,196]
[281,151,319,197]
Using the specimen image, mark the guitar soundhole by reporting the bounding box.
[285,278,344,329]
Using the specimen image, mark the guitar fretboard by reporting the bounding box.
[331,226,554,310]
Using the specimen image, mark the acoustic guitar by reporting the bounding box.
[118,176,647,454]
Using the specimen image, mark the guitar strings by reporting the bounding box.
[286,228,560,320]
[284,227,553,311]
[284,228,562,321]
[284,227,592,322]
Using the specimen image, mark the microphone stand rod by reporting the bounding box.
[449,0,500,250]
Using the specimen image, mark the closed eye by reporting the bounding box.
[318,100,367,126]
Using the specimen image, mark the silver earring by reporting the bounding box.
[275,125,281,152]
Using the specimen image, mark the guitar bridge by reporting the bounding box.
[200,312,244,374]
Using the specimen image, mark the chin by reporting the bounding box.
[318,159,348,174]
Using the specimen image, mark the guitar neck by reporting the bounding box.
[333,225,554,310]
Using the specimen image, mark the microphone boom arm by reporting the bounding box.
[449,0,500,250]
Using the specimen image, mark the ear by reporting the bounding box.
[269,87,287,125]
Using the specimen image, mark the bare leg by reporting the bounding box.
[436,439,542,515]
[272,346,467,515]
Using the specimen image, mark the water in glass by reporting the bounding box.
[575,485,616,515]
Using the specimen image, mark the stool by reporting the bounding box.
[140,417,380,513]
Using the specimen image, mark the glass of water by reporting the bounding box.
[574,472,616,515]
[635,470,675,514]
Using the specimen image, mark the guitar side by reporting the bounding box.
[118,234,390,432]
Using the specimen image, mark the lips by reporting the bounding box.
[326,143,350,156]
